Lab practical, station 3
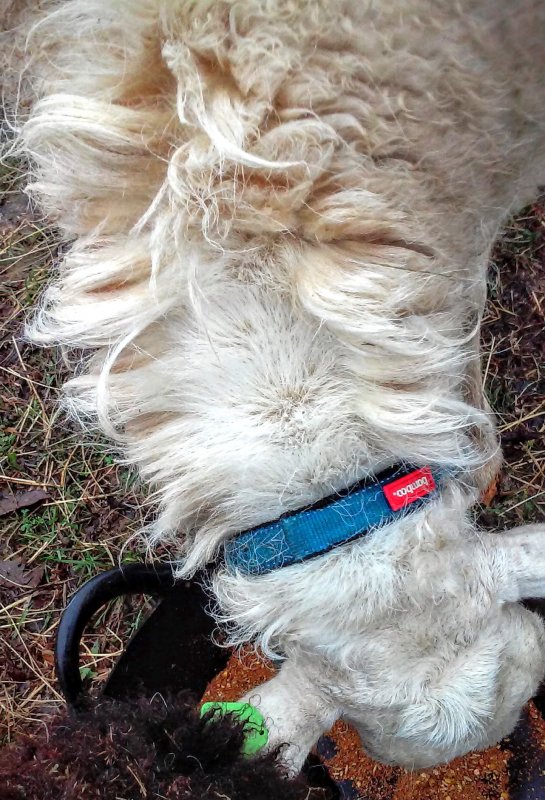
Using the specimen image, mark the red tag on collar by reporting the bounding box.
[382,467,436,511]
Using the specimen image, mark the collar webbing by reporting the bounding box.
[224,465,443,576]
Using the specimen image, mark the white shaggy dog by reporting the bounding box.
[8,0,545,774]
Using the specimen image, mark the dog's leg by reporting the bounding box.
[350,602,545,769]
[240,657,340,775]
[488,525,545,602]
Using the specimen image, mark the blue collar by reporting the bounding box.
[224,465,443,576]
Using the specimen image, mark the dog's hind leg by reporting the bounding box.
[488,526,545,602]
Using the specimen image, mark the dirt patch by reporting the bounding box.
[205,651,545,800]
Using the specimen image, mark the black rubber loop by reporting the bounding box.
[55,562,175,708]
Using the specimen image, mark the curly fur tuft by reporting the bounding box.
[0,693,326,800]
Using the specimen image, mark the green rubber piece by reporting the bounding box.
[200,701,269,756]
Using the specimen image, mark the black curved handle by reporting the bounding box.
[55,562,176,707]
[55,564,340,798]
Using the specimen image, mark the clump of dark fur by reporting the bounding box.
[0,693,325,799]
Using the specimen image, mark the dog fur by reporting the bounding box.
[6,0,545,774]
[0,692,325,799]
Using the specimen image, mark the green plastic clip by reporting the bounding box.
[200,701,269,756]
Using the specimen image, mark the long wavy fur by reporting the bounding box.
[5,0,545,771]
[10,0,518,571]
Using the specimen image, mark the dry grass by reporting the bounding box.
[0,156,153,743]
[479,202,545,529]
[0,149,543,745]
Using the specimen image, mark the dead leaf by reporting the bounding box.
[0,558,44,589]
[0,488,49,517]
[480,476,499,507]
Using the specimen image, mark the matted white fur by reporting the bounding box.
[7,0,545,773]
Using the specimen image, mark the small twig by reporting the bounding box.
[499,402,545,433]
[499,487,545,516]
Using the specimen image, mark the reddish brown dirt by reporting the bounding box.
[205,650,545,800]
